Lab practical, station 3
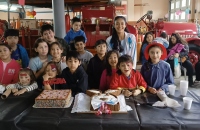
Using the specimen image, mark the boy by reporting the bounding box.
[64,17,87,44]
[74,36,93,70]
[40,24,69,56]
[153,32,169,48]
[87,39,107,89]
[61,51,88,96]
[4,29,29,68]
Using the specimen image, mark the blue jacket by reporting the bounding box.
[64,29,87,44]
[17,44,29,68]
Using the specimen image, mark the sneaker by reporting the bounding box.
[191,80,200,88]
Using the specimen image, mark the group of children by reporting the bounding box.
[0,15,199,99]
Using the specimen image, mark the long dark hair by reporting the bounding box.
[169,33,187,49]
[105,50,119,76]
[110,16,129,53]
[139,31,154,61]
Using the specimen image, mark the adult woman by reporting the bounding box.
[140,31,154,65]
[166,33,194,86]
[106,16,137,69]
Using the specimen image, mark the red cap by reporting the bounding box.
[144,42,167,60]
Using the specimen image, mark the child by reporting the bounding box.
[110,55,147,97]
[74,36,93,70]
[99,50,119,91]
[37,61,64,90]
[153,32,169,48]
[0,44,20,93]
[4,29,29,68]
[141,42,174,94]
[50,42,67,71]
[40,24,69,56]
[64,17,87,44]
[61,51,88,96]
[2,68,38,99]
[87,39,107,89]
[29,38,52,79]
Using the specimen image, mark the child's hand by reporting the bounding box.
[14,88,27,96]
[132,89,142,96]
[12,88,18,93]
[43,73,50,81]
[174,53,179,58]
[122,89,132,97]
[148,87,157,94]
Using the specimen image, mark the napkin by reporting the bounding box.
[152,90,181,108]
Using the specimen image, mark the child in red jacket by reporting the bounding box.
[110,54,147,97]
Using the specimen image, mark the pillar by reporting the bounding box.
[52,0,65,38]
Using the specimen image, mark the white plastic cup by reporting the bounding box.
[180,80,188,96]
[168,85,176,96]
[183,97,193,110]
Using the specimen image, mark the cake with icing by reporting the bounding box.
[35,90,71,108]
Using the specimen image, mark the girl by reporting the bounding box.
[0,44,20,93]
[110,55,147,97]
[166,33,194,86]
[106,16,137,69]
[50,42,67,72]
[99,50,119,91]
[140,31,154,65]
[141,42,174,94]
[37,61,64,90]
[2,68,38,99]
[29,38,51,79]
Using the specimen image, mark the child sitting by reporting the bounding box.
[74,36,93,70]
[2,68,38,99]
[4,29,29,68]
[64,17,87,44]
[141,42,174,94]
[100,50,119,91]
[87,39,107,89]
[37,61,64,90]
[110,55,147,97]
[61,51,88,96]
[0,44,21,94]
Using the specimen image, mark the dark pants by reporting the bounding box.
[195,60,200,81]
[166,59,194,85]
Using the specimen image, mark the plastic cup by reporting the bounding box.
[183,97,193,110]
[180,80,188,96]
[168,85,176,96]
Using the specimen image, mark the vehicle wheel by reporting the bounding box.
[188,44,200,68]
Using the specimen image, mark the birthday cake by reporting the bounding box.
[35,90,71,108]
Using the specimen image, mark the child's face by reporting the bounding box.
[19,72,31,86]
[42,30,55,42]
[5,36,19,48]
[95,44,107,56]
[119,62,133,77]
[114,18,126,33]
[45,64,57,78]
[0,46,11,61]
[108,53,118,68]
[148,47,162,64]
[146,34,153,43]
[66,57,81,73]
[50,44,63,58]
[75,41,85,53]
[35,42,49,56]
[72,22,81,32]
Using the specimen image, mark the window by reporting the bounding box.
[176,1,180,8]
[182,0,186,7]
[181,12,185,19]
[171,3,174,9]
[175,14,179,20]
[171,13,174,20]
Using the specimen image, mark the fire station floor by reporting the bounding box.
[136,65,200,96]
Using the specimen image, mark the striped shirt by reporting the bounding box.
[6,82,38,92]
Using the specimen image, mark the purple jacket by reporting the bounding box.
[167,43,185,59]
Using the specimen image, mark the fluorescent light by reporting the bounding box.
[0,5,17,10]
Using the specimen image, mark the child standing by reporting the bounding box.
[141,42,174,94]
[74,36,93,70]
[50,42,67,71]
[61,51,88,96]
[100,50,119,91]
[64,17,87,44]
[87,39,107,89]
[2,68,38,99]
[0,44,20,93]
[110,55,147,97]
[29,38,52,79]
[4,29,29,68]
